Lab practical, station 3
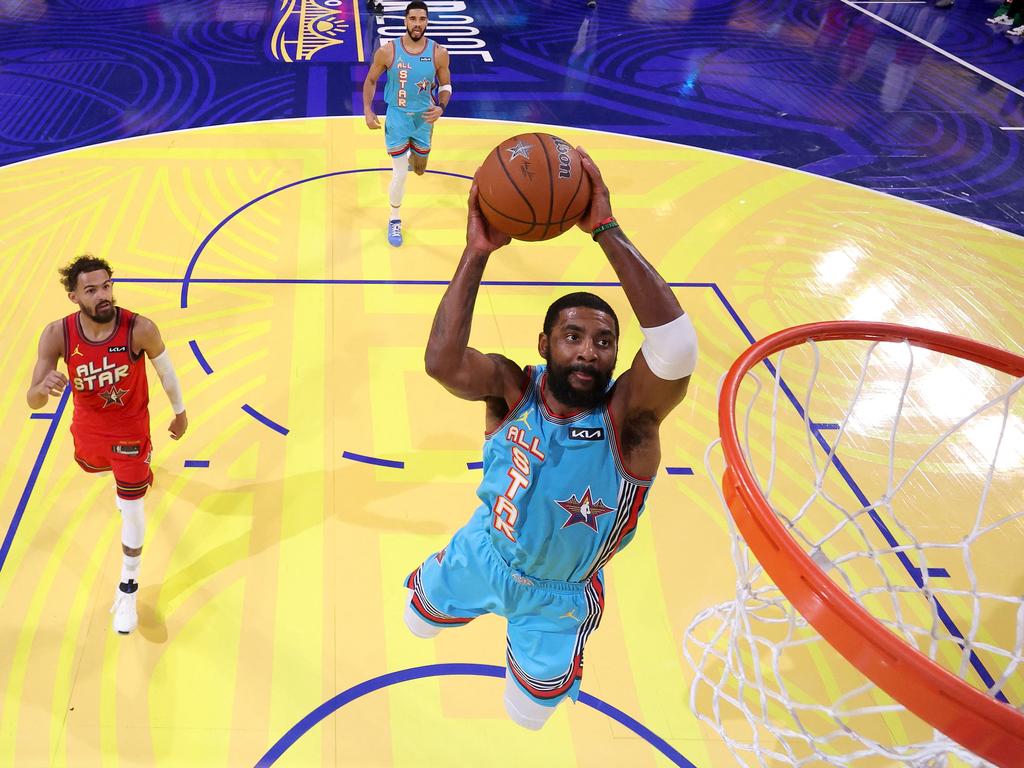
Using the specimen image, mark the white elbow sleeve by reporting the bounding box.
[641,313,698,380]
[438,84,452,96]
[151,350,185,414]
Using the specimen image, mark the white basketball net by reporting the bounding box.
[684,334,1024,767]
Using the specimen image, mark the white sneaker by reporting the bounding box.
[988,13,1012,24]
[1009,24,1024,35]
[111,582,138,634]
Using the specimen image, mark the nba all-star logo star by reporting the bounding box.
[416,78,432,93]
[99,385,129,407]
[505,140,532,161]
[557,488,614,532]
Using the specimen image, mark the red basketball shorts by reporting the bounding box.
[71,425,153,500]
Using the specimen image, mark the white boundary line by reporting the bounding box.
[851,2,925,5]
[839,0,1024,100]
[1000,126,1024,131]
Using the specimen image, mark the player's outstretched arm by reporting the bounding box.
[424,181,525,404]
[133,316,188,440]
[26,321,67,410]
[362,44,391,130]
[576,147,697,440]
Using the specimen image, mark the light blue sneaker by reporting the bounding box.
[388,219,403,247]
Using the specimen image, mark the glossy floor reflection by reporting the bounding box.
[0,1,1022,766]
[1,118,1020,767]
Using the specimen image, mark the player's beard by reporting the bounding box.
[408,27,424,41]
[544,358,612,411]
[83,299,116,324]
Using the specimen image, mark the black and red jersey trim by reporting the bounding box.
[484,366,535,439]
[505,575,604,701]
[584,480,648,580]
[405,565,474,627]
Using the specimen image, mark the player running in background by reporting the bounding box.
[26,254,188,635]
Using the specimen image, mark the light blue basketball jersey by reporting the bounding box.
[472,365,654,583]
[384,38,436,114]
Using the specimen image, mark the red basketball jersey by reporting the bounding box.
[63,308,150,437]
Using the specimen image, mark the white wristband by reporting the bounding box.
[640,313,698,380]
[151,350,185,414]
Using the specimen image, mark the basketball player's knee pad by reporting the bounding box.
[390,153,410,207]
[503,675,558,730]
[403,592,441,639]
[641,312,698,380]
[116,497,145,549]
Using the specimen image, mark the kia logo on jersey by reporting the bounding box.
[568,427,604,441]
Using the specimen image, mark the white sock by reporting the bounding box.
[121,554,141,586]
[389,152,409,220]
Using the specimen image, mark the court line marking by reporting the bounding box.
[341,451,404,469]
[125,277,718,287]
[178,167,475,308]
[840,0,1024,100]
[1,387,71,573]
[241,404,289,436]
[1000,127,1024,131]
[252,663,697,768]
[188,339,213,374]
[183,460,210,468]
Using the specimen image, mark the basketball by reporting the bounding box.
[475,133,592,241]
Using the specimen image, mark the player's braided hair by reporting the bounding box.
[59,254,113,292]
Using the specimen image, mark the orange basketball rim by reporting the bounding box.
[717,321,1024,767]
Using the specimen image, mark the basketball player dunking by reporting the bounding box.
[25,255,188,635]
[405,149,700,729]
[362,1,451,247]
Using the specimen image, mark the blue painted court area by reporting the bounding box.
[0,0,1021,231]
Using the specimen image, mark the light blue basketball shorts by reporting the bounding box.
[404,522,606,706]
[384,108,432,157]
